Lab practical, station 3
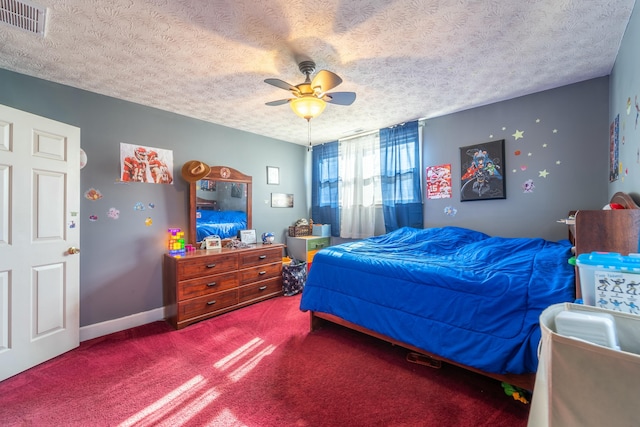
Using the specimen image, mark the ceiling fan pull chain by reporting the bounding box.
[307,119,312,152]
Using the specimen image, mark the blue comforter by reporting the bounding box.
[299,226,575,374]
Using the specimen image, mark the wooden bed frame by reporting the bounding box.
[309,192,640,391]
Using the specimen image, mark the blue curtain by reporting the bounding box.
[379,121,423,232]
[311,142,340,237]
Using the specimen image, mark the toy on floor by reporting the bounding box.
[501,382,530,404]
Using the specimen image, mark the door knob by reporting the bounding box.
[67,247,80,255]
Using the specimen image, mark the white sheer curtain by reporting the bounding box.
[339,132,382,239]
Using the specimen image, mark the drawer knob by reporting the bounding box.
[259,286,267,291]
[207,300,217,305]
[206,282,217,287]
[258,270,266,275]
[206,263,216,268]
[258,255,267,259]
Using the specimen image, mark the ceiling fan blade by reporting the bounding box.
[265,98,292,106]
[324,92,356,106]
[311,70,342,93]
[264,78,300,94]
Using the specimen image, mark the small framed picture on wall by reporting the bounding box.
[271,193,293,208]
[267,166,280,185]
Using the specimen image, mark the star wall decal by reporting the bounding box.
[512,130,524,140]
[539,170,549,178]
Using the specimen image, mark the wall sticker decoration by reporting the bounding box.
[84,188,103,200]
[459,139,505,201]
[107,207,120,220]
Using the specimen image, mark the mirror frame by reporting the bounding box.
[189,166,252,245]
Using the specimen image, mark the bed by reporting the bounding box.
[195,209,247,241]
[300,192,640,390]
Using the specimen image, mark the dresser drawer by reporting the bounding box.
[238,247,282,268]
[178,289,238,319]
[238,262,281,286]
[178,272,238,301]
[177,253,238,280]
[238,277,282,303]
[307,237,330,251]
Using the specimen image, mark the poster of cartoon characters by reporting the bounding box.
[120,143,174,184]
[459,139,505,201]
[426,164,452,199]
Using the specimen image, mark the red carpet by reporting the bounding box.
[0,295,529,426]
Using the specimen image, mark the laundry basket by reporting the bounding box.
[282,259,307,296]
[528,303,640,426]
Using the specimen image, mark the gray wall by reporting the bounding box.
[0,69,308,326]
[610,1,640,201]
[423,78,610,241]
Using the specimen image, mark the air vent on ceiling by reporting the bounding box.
[0,0,46,35]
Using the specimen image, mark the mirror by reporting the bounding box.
[189,166,252,244]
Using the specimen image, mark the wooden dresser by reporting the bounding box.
[163,243,284,329]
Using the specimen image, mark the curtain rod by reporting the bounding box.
[337,118,427,142]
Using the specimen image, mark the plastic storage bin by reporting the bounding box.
[575,252,640,310]
[312,224,331,237]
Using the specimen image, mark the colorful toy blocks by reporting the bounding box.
[167,228,186,257]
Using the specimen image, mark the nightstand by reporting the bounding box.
[286,235,330,271]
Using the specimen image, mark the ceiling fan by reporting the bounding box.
[264,60,356,121]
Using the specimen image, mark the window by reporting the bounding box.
[311,120,422,238]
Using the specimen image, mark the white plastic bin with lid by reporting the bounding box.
[575,252,640,311]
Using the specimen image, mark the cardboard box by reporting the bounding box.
[576,252,640,312]
[312,224,331,237]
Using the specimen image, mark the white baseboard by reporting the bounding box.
[79,307,165,342]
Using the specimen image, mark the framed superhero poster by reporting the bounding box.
[459,139,505,201]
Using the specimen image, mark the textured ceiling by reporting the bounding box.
[0,0,635,146]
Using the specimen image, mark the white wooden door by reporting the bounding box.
[0,104,81,381]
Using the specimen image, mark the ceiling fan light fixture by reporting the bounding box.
[290,96,326,120]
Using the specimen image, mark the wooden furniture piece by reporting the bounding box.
[308,192,640,391]
[572,191,640,300]
[163,243,284,329]
[189,165,252,244]
[286,235,330,271]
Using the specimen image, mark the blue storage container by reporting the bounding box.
[576,252,640,312]
[312,224,331,237]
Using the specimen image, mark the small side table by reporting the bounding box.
[286,235,330,271]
